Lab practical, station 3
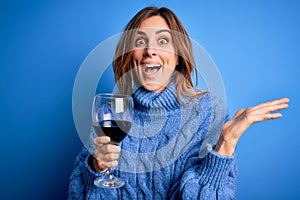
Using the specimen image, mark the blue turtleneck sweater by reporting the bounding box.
[68,83,237,200]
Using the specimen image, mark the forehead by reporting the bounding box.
[139,16,170,30]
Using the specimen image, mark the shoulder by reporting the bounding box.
[196,92,226,110]
[195,92,229,122]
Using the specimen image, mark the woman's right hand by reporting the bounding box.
[90,136,121,172]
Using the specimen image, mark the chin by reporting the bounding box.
[142,82,166,93]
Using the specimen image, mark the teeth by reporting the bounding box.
[144,64,161,68]
[143,64,162,74]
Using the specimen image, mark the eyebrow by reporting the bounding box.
[156,29,171,34]
[137,29,171,35]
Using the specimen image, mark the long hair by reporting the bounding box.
[113,6,206,104]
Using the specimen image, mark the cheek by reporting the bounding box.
[162,52,177,69]
[132,50,143,62]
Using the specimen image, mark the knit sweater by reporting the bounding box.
[68,82,237,200]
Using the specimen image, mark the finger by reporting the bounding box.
[94,136,111,145]
[102,144,121,154]
[91,156,108,172]
[266,98,290,108]
[267,97,290,105]
[252,97,290,110]
[98,160,118,169]
[268,102,289,112]
[95,152,120,162]
[94,144,121,159]
[233,108,246,119]
[252,112,283,122]
[263,113,283,120]
[256,101,289,114]
[279,97,290,103]
[104,152,120,161]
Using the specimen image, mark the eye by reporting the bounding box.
[158,38,168,44]
[135,38,146,47]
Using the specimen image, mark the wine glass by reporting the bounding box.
[92,93,133,188]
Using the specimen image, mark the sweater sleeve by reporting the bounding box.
[168,95,237,200]
[168,148,237,200]
[67,148,119,200]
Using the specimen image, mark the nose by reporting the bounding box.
[144,43,157,57]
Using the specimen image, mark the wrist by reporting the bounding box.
[214,135,237,156]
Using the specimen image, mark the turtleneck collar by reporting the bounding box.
[132,80,181,113]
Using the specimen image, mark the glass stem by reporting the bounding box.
[107,168,113,179]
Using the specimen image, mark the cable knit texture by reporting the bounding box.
[68,82,237,200]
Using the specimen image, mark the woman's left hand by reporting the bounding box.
[215,97,290,156]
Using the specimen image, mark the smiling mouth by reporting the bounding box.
[142,64,162,75]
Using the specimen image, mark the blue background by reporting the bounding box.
[1,0,299,199]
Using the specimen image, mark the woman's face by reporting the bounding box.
[132,16,178,92]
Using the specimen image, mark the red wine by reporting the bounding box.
[93,120,131,143]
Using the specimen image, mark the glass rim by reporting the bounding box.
[94,93,132,99]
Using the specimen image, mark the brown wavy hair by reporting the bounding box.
[113,6,206,105]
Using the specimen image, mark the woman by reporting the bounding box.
[68,6,289,199]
